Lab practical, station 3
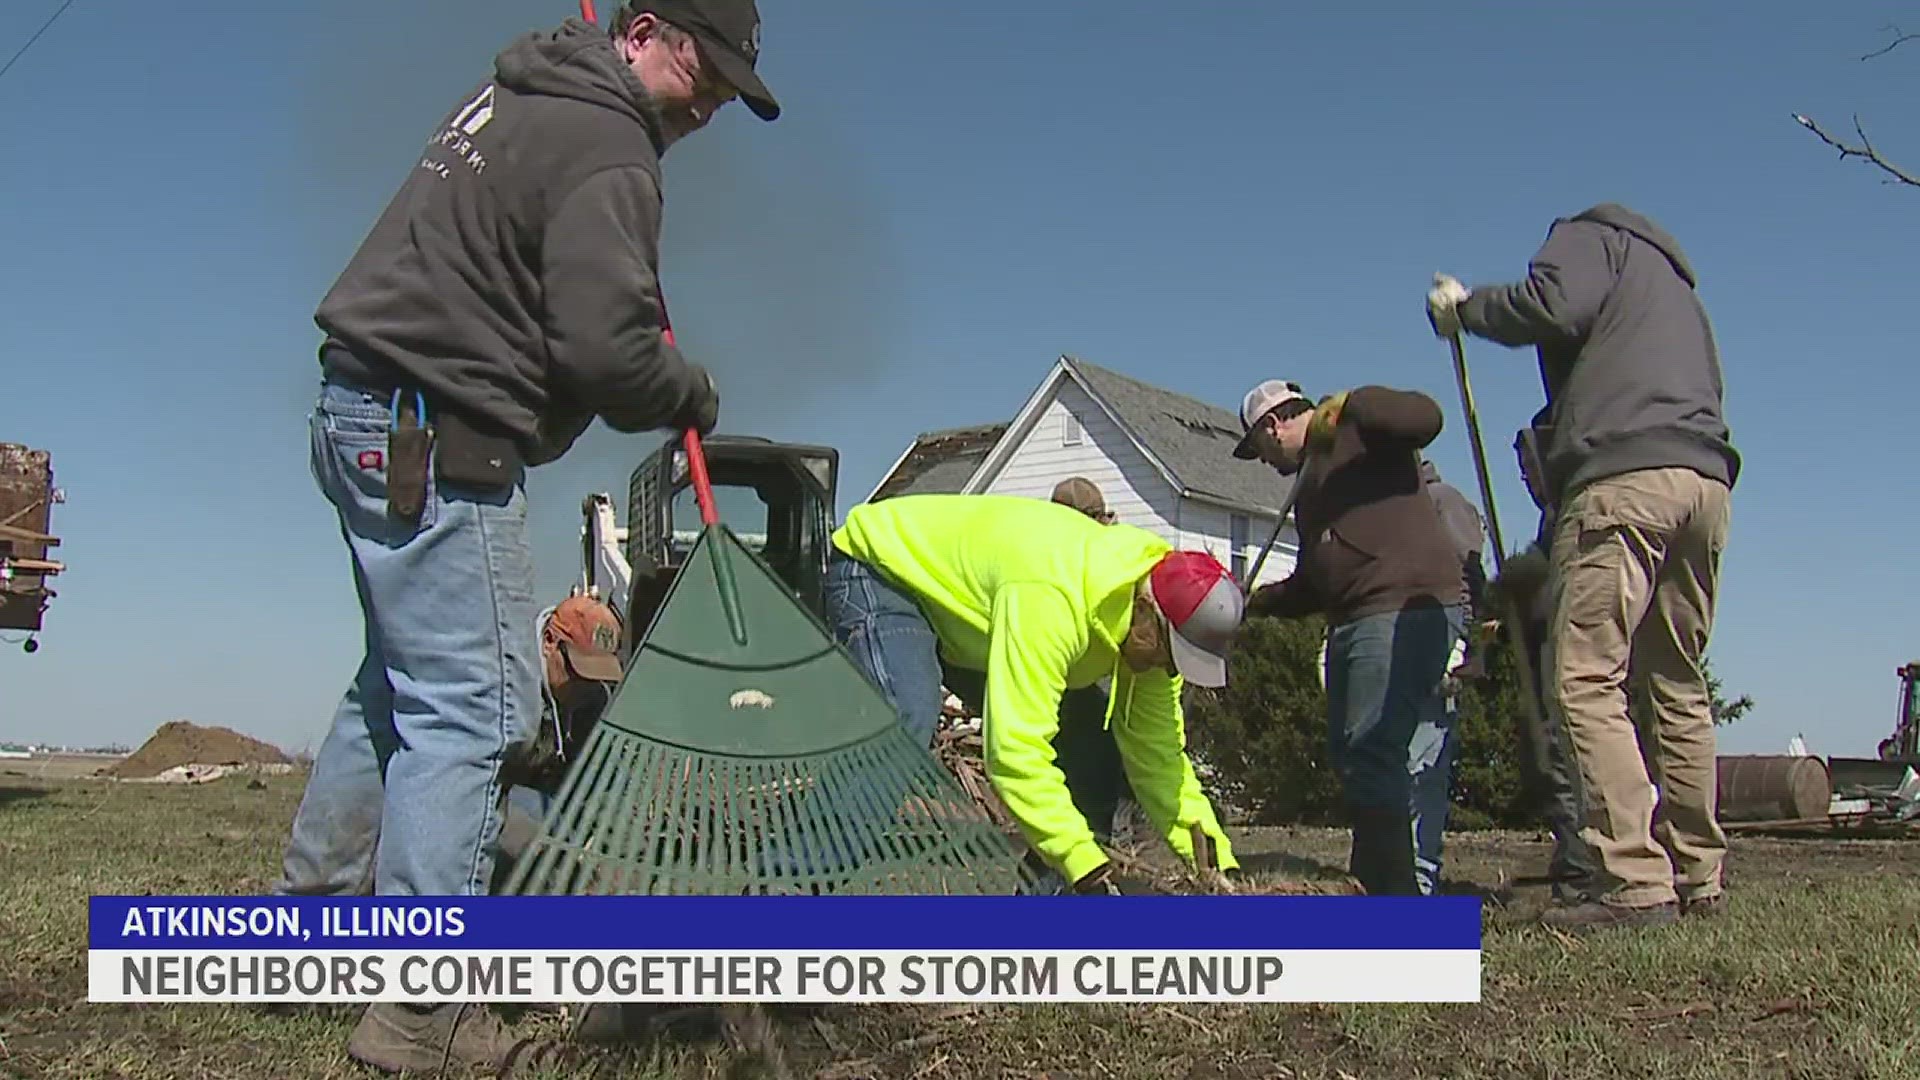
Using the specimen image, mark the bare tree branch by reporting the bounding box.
[1860,25,1917,60]
[1793,28,1918,189]
[1792,112,1920,187]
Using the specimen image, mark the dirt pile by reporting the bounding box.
[103,721,292,780]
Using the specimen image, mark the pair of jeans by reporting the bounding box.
[1323,601,1465,896]
[821,553,947,750]
[818,554,1080,894]
[274,380,541,899]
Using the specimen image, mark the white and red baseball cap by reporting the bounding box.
[1232,379,1308,460]
[1145,551,1245,687]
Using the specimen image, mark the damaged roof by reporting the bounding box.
[870,422,1011,501]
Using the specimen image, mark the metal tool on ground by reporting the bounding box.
[1443,332,1552,745]
[1239,461,1306,592]
[500,427,1048,897]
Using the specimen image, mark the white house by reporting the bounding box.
[867,355,1299,588]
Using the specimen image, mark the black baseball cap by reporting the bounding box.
[638,0,780,121]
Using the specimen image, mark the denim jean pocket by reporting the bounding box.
[311,408,438,541]
[822,562,876,620]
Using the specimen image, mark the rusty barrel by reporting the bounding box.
[1714,755,1831,822]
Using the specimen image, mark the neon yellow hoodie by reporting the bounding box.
[831,493,1238,885]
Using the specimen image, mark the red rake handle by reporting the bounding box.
[579,0,597,23]
[657,301,710,525]
[687,425,743,643]
[685,427,719,527]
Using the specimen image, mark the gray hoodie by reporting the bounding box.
[313,18,706,464]
[1456,203,1739,501]
[1419,459,1486,614]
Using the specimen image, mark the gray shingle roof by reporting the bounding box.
[1064,356,1295,518]
[871,423,1010,500]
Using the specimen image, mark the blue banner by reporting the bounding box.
[89,895,1481,951]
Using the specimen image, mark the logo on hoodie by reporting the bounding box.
[420,82,495,180]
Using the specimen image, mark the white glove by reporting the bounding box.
[1427,272,1470,338]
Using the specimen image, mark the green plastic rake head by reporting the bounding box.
[500,429,1048,897]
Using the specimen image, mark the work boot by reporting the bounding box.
[1346,806,1420,897]
[1539,897,1679,934]
[347,1001,523,1074]
[1680,891,1727,919]
[1546,887,1583,908]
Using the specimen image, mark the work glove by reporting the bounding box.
[1427,273,1470,338]
[1245,582,1285,619]
[1305,391,1348,452]
[673,364,720,437]
[1070,863,1123,896]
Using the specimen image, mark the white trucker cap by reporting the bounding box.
[1232,379,1307,460]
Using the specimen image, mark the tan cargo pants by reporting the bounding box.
[1543,466,1731,908]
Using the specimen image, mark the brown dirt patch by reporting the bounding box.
[102,721,290,779]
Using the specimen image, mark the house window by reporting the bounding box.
[1230,514,1249,581]
[1061,412,1084,447]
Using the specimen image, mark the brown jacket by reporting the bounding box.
[1250,386,1464,627]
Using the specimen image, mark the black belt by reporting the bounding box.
[322,352,516,443]
[322,347,528,487]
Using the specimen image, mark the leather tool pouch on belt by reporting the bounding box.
[386,391,432,526]
[433,408,523,491]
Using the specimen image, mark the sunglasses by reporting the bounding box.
[670,27,737,105]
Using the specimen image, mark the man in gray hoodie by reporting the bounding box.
[1427,204,1738,933]
[276,3,779,1071]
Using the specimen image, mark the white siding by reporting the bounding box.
[979,381,1181,541]
[1175,498,1298,589]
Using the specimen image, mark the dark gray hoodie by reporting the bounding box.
[1419,459,1486,614]
[313,18,705,465]
[1456,203,1740,501]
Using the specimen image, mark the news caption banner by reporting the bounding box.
[90,895,1482,1005]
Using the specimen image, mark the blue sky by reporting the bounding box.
[1,1,1913,760]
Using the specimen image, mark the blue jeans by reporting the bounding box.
[1324,602,1466,897]
[819,555,1075,895]
[822,554,946,751]
[274,380,541,898]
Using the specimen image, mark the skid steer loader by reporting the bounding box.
[1824,662,1920,801]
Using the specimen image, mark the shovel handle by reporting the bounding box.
[1444,330,1552,778]
[1445,332,1508,577]
[1239,455,1307,593]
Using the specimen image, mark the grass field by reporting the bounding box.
[3,771,1917,1079]
[0,753,126,782]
